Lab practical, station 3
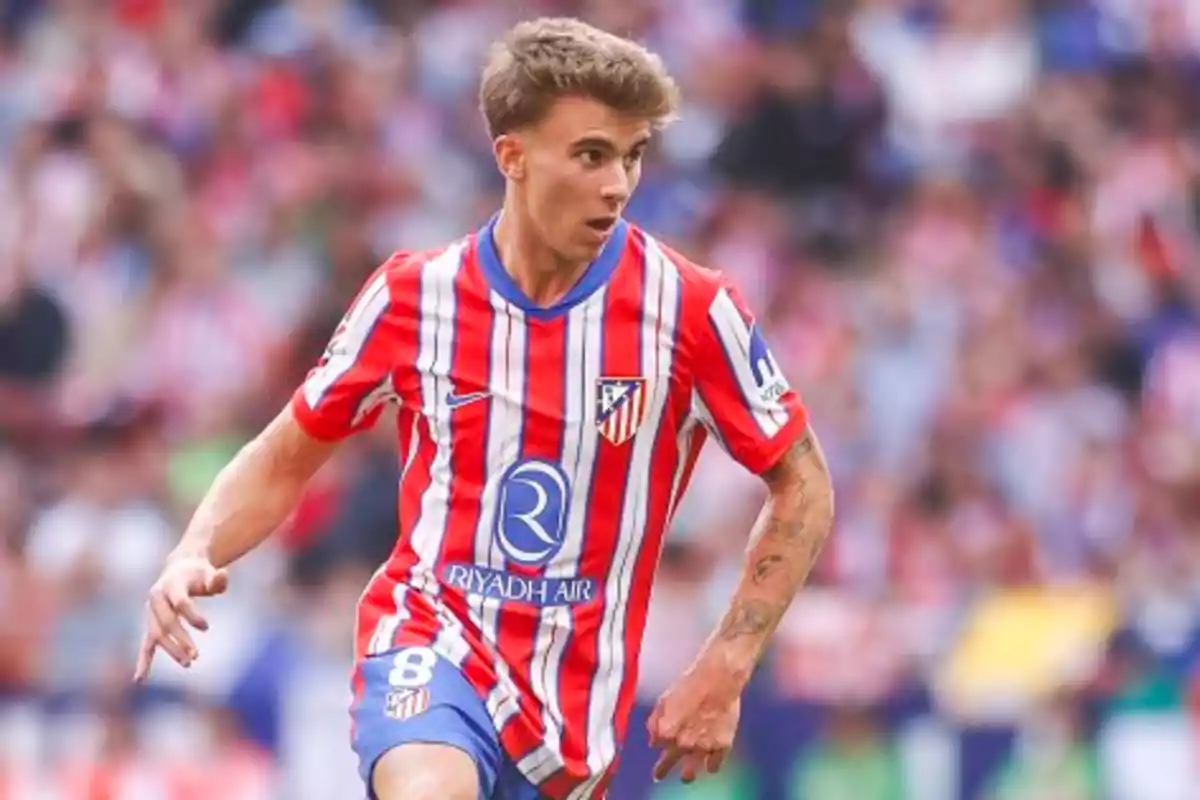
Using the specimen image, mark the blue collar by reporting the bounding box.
[476,214,629,320]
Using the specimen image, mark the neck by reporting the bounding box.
[492,197,590,308]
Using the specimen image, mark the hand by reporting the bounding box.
[133,555,229,683]
[647,657,746,784]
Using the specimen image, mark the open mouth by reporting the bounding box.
[586,218,616,234]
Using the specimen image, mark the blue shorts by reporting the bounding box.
[351,645,541,800]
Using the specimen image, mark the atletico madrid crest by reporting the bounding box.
[596,378,648,445]
[384,687,430,721]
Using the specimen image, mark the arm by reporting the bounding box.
[167,254,409,570]
[135,256,410,682]
[134,406,336,681]
[647,428,833,782]
[649,274,832,783]
[698,426,834,684]
[169,405,337,569]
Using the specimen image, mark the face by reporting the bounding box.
[496,96,652,264]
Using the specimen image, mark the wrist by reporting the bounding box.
[168,540,212,565]
[697,639,760,688]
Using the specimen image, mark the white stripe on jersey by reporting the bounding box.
[303,270,390,408]
[667,412,702,525]
[411,244,463,601]
[518,741,565,786]
[708,288,788,434]
[427,246,476,667]
[691,393,731,456]
[524,289,607,784]
[568,772,605,800]
[584,240,681,778]
[367,412,424,655]
[479,292,528,731]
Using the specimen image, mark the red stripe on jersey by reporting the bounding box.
[439,242,502,691]
[557,236,646,779]
[497,310,569,759]
[539,770,578,799]
[593,768,615,798]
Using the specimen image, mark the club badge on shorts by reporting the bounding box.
[596,377,647,445]
[384,687,431,721]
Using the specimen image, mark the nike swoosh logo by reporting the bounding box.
[446,391,491,409]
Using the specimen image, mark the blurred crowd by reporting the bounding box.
[1,0,1198,798]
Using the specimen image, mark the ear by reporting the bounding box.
[494,133,526,182]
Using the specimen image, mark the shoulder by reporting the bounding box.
[379,240,469,280]
[634,226,736,305]
[372,236,475,294]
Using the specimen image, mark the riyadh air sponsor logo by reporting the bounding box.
[441,563,596,606]
[495,459,569,566]
[440,458,595,606]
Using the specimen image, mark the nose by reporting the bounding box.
[600,163,630,207]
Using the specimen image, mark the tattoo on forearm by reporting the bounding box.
[718,600,775,640]
[760,430,828,548]
[794,432,815,458]
[752,555,784,584]
[712,429,834,653]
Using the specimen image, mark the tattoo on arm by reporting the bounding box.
[751,555,784,584]
[718,600,774,640]
[714,428,835,653]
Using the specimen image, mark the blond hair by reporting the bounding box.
[479,17,680,138]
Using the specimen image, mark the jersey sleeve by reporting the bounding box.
[692,278,809,474]
[290,261,404,441]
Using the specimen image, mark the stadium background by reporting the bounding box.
[1,0,1199,797]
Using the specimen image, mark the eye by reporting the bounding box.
[577,148,604,167]
[624,148,646,168]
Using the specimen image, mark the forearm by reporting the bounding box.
[170,407,336,568]
[699,429,834,680]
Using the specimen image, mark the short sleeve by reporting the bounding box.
[692,279,808,474]
[290,263,403,441]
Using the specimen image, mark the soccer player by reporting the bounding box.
[134,17,835,800]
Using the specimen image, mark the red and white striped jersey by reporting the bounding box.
[290,217,808,798]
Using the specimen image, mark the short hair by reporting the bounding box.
[479,17,680,139]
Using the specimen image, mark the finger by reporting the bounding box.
[149,594,196,663]
[653,747,684,782]
[166,584,209,631]
[150,590,195,653]
[705,749,726,774]
[133,630,157,683]
[148,613,194,667]
[680,754,703,785]
[139,613,191,673]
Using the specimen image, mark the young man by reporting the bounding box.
[134,17,835,800]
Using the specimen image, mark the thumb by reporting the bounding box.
[204,566,229,596]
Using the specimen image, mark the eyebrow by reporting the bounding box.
[572,135,652,152]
